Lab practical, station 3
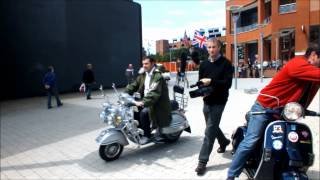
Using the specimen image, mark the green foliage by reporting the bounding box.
[148,45,220,63]
[171,48,189,61]
[150,53,170,62]
[193,47,208,61]
[142,47,147,58]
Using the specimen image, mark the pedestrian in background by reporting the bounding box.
[43,65,63,109]
[82,63,95,100]
[125,64,135,85]
[195,38,233,175]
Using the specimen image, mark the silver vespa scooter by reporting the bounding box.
[96,83,190,161]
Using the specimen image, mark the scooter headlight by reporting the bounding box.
[114,116,122,126]
[283,102,304,121]
[99,111,106,120]
[106,114,115,125]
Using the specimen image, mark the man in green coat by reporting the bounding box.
[125,56,172,144]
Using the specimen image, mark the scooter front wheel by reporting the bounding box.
[99,143,123,161]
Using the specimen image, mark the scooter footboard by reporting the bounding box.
[96,129,129,146]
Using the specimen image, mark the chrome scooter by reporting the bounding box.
[96,83,191,161]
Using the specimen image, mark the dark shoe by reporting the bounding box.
[153,135,165,143]
[195,162,206,175]
[217,139,230,153]
[139,136,151,145]
[48,106,53,109]
[57,103,63,107]
[226,177,235,180]
[87,97,91,100]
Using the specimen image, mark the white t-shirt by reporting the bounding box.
[144,66,156,96]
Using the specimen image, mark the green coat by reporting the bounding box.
[125,68,171,128]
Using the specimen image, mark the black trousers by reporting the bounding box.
[198,104,229,163]
[139,107,151,138]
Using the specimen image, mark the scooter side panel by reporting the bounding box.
[96,129,129,146]
[161,111,189,134]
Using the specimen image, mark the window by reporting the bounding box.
[309,25,320,45]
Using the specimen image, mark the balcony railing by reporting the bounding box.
[279,3,296,14]
[238,23,258,33]
[231,23,258,34]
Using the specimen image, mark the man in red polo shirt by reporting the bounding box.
[227,43,320,180]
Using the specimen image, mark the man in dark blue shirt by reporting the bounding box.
[195,38,233,175]
[43,65,63,109]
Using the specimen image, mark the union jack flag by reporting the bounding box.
[192,30,206,49]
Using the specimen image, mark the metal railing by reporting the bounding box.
[279,3,296,14]
[231,23,258,34]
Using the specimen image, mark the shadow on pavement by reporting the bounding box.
[78,136,203,172]
[1,136,203,172]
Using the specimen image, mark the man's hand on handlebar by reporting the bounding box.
[135,101,144,107]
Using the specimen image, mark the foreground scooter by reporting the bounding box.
[232,96,319,179]
[96,83,191,161]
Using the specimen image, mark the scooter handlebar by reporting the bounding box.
[250,111,267,115]
[251,109,320,117]
[250,109,280,115]
[305,110,320,117]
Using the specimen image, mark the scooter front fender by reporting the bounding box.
[96,128,129,146]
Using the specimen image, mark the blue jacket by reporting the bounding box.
[43,72,56,87]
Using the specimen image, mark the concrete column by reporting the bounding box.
[257,0,265,66]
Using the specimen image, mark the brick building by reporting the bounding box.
[225,0,320,66]
[156,29,226,56]
[156,39,169,56]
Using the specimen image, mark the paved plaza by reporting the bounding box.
[1,72,319,179]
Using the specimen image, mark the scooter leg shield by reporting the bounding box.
[96,129,129,146]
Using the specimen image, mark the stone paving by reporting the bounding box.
[1,72,319,179]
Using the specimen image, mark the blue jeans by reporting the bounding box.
[227,101,272,177]
[47,87,62,108]
[85,83,92,99]
[198,104,229,163]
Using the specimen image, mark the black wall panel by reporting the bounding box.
[0,0,142,100]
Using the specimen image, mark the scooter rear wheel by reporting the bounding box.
[163,131,182,142]
[99,143,123,161]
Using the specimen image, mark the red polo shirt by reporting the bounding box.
[257,56,320,109]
